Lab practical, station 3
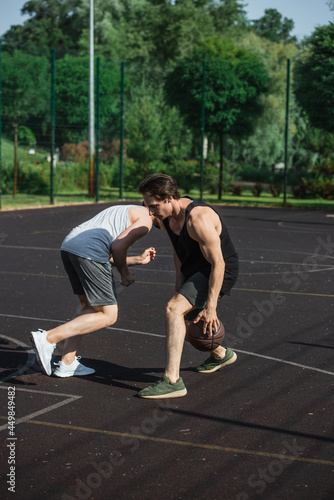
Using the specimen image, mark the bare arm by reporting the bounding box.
[111,208,152,286]
[187,208,224,334]
[110,247,156,266]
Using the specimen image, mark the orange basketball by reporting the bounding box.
[187,320,225,351]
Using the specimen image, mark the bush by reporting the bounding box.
[203,156,240,195]
[111,158,203,193]
[1,163,50,195]
[239,165,272,183]
[231,184,244,196]
[292,178,318,199]
[18,166,50,195]
[1,164,14,194]
[269,183,283,197]
[114,158,161,191]
[61,142,88,163]
[168,160,201,192]
[18,126,36,147]
[317,180,334,200]
[56,163,89,192]
[252,182,264,197]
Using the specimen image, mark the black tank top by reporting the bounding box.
[163,199,239,294]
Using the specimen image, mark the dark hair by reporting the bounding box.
[138,174,180,200]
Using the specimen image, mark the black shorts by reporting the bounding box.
[179,271,237,321]
[61,251,117,307]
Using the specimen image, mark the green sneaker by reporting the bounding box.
[196,348,237,374]
[139,375,187,399]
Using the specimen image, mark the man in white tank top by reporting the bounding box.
[30,204,155,378]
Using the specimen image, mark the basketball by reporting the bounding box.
[187,320,225,351]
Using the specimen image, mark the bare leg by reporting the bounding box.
[164,294,194,383]
[55,295,92,362]
[45,296,118,365]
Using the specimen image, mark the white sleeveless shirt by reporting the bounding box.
[61,205,136,263]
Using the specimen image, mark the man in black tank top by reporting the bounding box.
[138,174,239,399]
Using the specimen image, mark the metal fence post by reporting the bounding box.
[200,59,206,201]
[50,49,56,205]
[283,58,291,205]
[95,56,100,203]
[119,61,125,200]
[0,41,2,210]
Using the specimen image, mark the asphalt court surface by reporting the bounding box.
[0,202,333,500]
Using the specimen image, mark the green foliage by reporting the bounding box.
[165,38,268,138]
[2,0,333,204]
[125,84,166,167]
[3,0,82,56]
[55,54,121,144]
[202,155,239,194]
[208,0,247,34]
[317,180,334,199]
[292,178,319,199]
[55,163,90,192]
[251,8,297,44]
[1,165,14,194]
[167,160,202,192]
[294,24,334,133]
[232,33,298,168]
[1,163,50,195]
[238,165,273,183]
[124,82,193,179]
[56,161,113,192]
[1,50,49,128]
[18,126,36,147]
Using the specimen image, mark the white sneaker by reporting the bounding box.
[53,357,95,377]
[30,329,56,376]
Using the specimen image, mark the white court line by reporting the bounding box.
[2,243,334,266]
[278,221,334,232]
[235,349,334,377]
[2,243,334,261]
[0,385,82,433]
[0,315,333,378]
[0,334,82,433]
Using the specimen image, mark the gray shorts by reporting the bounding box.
[179,272,224,321]
[61,251,117,307]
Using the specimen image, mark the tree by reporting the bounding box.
[55,54,121,145]
[232,32,299,169]
[125,84,166,172]
[134,0,216,65]
[164,38,268,197]
[1,50,49,196]
[2,0,82,56]
[252,8,296,44]
[208,0,248,34]
[294,23,334,133]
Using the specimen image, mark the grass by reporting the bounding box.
[1,136,333,211]
[1,187,334,211]
[1,136,47,165]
